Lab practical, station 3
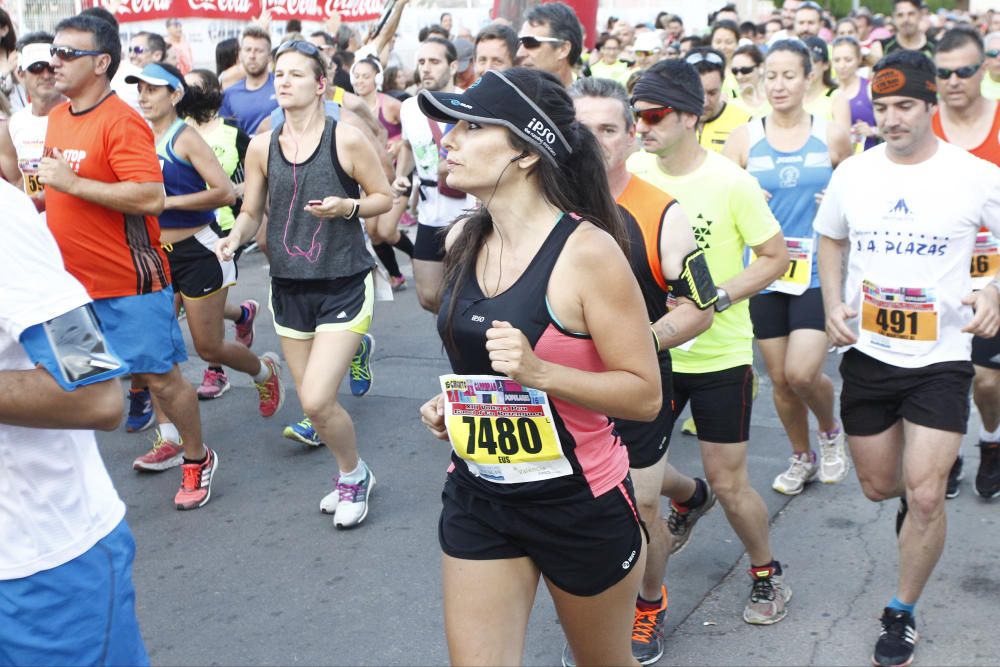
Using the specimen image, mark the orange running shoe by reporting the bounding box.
[174,447,219,511]
[255,352,285,418]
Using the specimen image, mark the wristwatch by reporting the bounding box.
[714,287,732,312]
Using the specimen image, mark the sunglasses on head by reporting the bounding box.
[732,65,757,75]
[518,35,564,50]
[275,40,321,57]
[26,62,55,74]
[50,45,106,61]
[936,62,982,79]
[986,49,1000,58]
[632,105,675,124]
[684,51,724,66]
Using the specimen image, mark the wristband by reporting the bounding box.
[346,199,360,220]
[650,324,661,354]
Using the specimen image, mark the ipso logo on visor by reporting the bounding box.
[525,117,558,146]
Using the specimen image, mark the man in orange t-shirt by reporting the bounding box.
[40,14,216,511]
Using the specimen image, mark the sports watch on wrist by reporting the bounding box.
[714,287,732,312]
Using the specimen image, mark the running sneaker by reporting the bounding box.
[666,480,717,555]
[174,447,218,510]
[389,275,407,291]
[772,452,819,495]
[818,429,850,483]
[632,586,668,665]
[126,388,155,433]
[255,352,285,418]
[283,416,324,447]
[976,442,1000,499]
[946,455,963,499]
[680,417,697,436]
[399,211,417,227]
[132,432,184,472]
[333,466,376,528]
[349,334,375,397]
[234,299,259,348]
[743,562,791,625]
[872,607,918,667]
[197,368,231,400]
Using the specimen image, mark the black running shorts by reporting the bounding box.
[163,227,237,299]
[671,365,754,444]
[615,354,673,469]
[413,223,447,262]
[268,270,373,339]
[748,287,826,340]
[839,348,974,436]
[972,332,1000,370]
[439,477,645,597]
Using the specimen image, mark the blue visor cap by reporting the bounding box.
[125,63,183,91]
[417,69,572,165]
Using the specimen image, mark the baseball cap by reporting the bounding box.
[417,69,572,164]
[125,63,184,90]
[454,37,475,74]
[633,31,663,53]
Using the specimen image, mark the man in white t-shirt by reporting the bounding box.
[393,37,471,313]
[816,50,1000,667]
[0,179,147,665]
[0,34,65,211]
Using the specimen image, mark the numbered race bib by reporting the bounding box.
[440,374,572,484]
[19,158,43,197]
[859,280,938,356]
[970,231,999,291]
[749,237,813,296]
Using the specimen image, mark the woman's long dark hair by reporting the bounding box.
[215,37,238,75]
[180,68,223,124]
[439,67,627,358]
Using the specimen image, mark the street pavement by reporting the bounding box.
[97,244,1000,666]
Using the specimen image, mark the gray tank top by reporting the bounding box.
[266,117,373,280]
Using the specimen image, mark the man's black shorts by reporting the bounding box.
[671,365,754,444]
[839,348,974,436]
[749,287,826,340]
[439,476,644,597]
[413,223,447,262]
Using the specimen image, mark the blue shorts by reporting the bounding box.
[92,286,187,374]
[0,519,149,666]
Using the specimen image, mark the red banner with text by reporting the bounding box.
[82,0,382,23]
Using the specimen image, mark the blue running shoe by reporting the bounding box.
[349,334,374,397]
[283,416,323,447]
[126,388,155,433]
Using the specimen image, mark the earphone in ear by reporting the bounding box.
[509,150,529,163]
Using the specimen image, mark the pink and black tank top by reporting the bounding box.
[437,214,630,502]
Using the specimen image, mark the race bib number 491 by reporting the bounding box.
[859,280,938,356]
[440,374,572,484]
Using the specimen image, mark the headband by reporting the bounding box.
[871,65,937,104]
[631,69,705,118]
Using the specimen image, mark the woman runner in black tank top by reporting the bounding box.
[416,68,662,666]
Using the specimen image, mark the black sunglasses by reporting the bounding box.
[936,62,982,79]
[517,35,564,50]
[732,65,757,75]
[26,62,55,74]
[50,45,106,61]
[128,45,146,55]
[986,49,1000,58]
[632,105,675,124]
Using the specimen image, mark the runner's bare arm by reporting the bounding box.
[217,132,269,258]
[488,224,662,422]
[652,203,714,348]
[392,140,414,193]
[342,91,389,146]
[827,120,854,167]
[37,148,164,216]
[962,284,1000,337]
[721,230,789,303]
[363,0,410,67]
[332,121,393,219]
[0,369,121,431]
[721,123,750,167]
[0,121,19,185]
[164,126,236,211]
[818,233,857,345]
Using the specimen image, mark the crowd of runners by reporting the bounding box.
[2,0,1000,665]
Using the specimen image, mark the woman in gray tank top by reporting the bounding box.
[216,42,394,529]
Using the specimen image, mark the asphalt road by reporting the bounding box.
[97,243,1000,666]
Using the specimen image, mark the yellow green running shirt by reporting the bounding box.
[627,149,781,373]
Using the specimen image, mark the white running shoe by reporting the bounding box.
[772,452,818,495]
[818,429,850,483]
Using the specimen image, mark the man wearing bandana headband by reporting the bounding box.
[816,49,1000,667]
[627,59,794,628]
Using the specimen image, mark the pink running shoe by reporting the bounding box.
[174,447,218,510]
[197,368,231,400]
[235,299,259,348]
[133,432,184,472]
[389,275,406,292]
[399,211,417,227]
[255,352,285,418]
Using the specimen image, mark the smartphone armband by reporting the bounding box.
[666,248,718,311]
[19,304,128,391]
